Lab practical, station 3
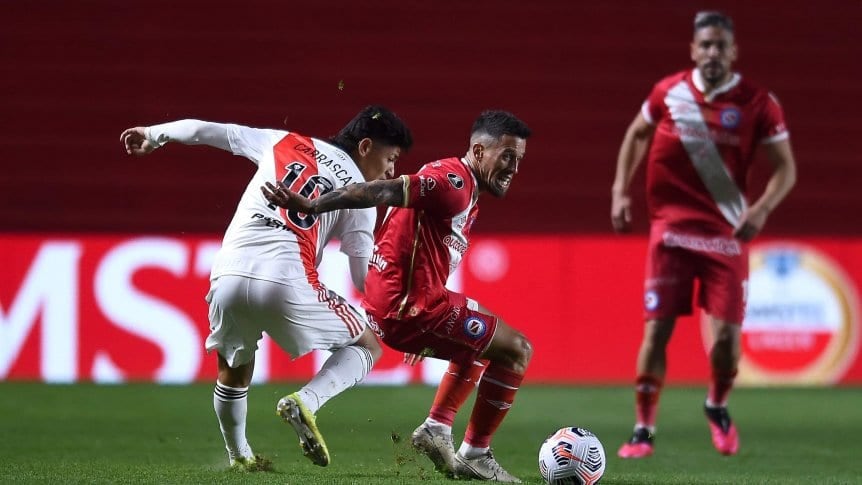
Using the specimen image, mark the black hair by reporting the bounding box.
[694,11,734,34]
[329,105,413,154]
[470,110,532,140]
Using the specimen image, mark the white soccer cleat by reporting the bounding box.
[277,393,330,467]
[411,422,458,477]
[454,449,522,483]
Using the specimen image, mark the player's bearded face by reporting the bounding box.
[691,26,736,86]
[477,135,526,197]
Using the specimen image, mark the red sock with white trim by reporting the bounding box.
[462,364,523,451]
[635,375,663,430]
[428,360,486,426]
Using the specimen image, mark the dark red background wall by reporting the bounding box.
[2,0,859,235]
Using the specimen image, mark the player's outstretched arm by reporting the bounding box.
[120,119,233,156]
[262,178,405,215]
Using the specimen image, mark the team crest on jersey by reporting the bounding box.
[463,317,487,339]
[720,107,742,129]
[447,173,464,189]
[644,290,659,311]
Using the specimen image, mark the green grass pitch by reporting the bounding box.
[1,383,860,484]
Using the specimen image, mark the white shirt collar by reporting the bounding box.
[692,68,741,101]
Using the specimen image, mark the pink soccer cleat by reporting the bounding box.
[704,404,739,455]
[617,427,654,459]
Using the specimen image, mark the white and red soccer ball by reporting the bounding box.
[538,427,606,485]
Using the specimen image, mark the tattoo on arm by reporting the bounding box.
[311,179,404,214]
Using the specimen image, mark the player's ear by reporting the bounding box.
[472,143,484,162]
[357,138,373,157]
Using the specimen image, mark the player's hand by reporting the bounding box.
[261,181,313,213]
[120,127,157,156]
[733,206,769,242]
[403,353,425,366]
[611,192,633,233]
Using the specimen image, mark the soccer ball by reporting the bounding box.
[538,427,606,485]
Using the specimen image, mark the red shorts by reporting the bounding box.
[365,290,498,365]
[644,226,748,323]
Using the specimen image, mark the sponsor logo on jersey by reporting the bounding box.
[662,231,742,256]
[447,173,464,189]
[720,107,742,129]
[444,305,462,334]
[463,316,487,339]
[701,243,860,385]
[644,290,659,311]
[453,215,467,230]
[418,175,437,197]
[443,235,468,255]
[251,213,292,232]
[370,252,388,272]
[672,124,742,146]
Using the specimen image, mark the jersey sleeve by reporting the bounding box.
[226,125,287,165]
[756,92,790,144]
[641,82,667,125]
[401,164,470,217]
[337,207,376,258]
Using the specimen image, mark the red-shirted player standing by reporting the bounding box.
[263,110,532,483]
[611,11,797,458]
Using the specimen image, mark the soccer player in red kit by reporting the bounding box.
[611,11,797,458]
[263,110,532,483]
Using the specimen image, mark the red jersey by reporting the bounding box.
[362,157,478,320]
[642,69,789,234]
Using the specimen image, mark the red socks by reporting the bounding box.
[635,374,663,428]
[428,360,486,426]
[464,365,524,448]
[707,369,738,407]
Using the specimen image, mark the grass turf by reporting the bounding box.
[0,384,860,484]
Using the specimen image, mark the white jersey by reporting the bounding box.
[212,125,374,286]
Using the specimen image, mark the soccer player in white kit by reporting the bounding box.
[120,106,413,470]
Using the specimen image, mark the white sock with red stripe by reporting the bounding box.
[296,345,374,415]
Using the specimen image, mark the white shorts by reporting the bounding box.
[204,275,367,368]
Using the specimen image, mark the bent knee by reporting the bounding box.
[506,333,532,373]
[356,329,384,362]
[517,333,533,364]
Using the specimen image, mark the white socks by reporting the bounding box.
[212,345,374,461]
[213,382,253,460]
[424,417,453,436]
[458,442,489,459]
[295,345,374,415]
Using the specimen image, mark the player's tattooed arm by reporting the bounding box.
[261,178,405,214]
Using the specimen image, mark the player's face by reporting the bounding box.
[474,134,526,197]
[691,26,737,86]
[357,140,402,181]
